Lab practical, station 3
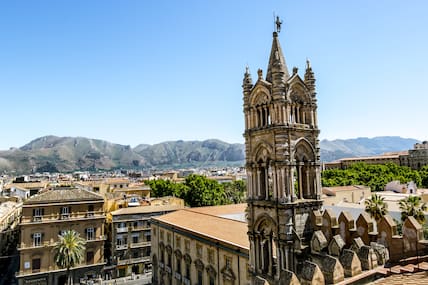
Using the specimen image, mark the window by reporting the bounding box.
[167,233,172,243]
[86,227,95,240]
[87,205,94,216]
[132,234,139,244]
[160,230,164,240]
[197,270,203,285]
[32,208,44,221]
[33,233,42,247]
[32,258,41,273]
[209,276,215,285]
[86,251,94,264]
[176,255,181,273]
[116,235,127,245]
[61,206,70,219]
[153,228,157,236]
[185,263,190,278]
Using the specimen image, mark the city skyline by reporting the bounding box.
[1,0,427,150]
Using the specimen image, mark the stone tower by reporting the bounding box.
[243,29,322,284]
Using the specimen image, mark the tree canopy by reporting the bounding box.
[399,195,428,224]
[322,163,423,191]
[145,175,246,207]
[364,193,388,221]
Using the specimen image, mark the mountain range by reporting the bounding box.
[0,136,420,174]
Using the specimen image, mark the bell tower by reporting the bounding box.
[244,24,322,284]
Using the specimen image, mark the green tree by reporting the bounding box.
[183,174,227,207]
[223,180,246,204]
[54,230,86,285]
[398,195,427,224]
[364,193,388,221]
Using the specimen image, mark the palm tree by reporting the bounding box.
[364,193,388,221]
[54,229,86,285]
[399,195,427,224]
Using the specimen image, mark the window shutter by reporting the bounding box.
[32,209,35,216]
[68,206,71,213]
[31,233,34,239]
[41,208,44,216]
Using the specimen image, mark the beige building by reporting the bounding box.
[0,200,22,257]
[322,185,371,206]
[17,188,105,285]
[110,203,184,279]
[151,204,250,285]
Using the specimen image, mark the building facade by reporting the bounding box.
[243,27,322,284]
[110,204,184,279]
[17,188,106,285]
[151,204,250,285]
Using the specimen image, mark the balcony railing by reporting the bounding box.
[115,244,128,250]
[117,256,150,266]
[23,211,105,224]
[116,227,128,233]
[20,236,106,250]
[131,226,150,231]
[130,241,151,248]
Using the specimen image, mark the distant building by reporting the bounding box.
[17,188,105,285]
[0,200,22,256]
[151,204,249,285]
[322,185,371,206]
[109,203,184,279]
[324,141,428,170]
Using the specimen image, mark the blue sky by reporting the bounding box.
[0,0,427,150]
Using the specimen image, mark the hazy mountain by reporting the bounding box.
[0,136,245,174]
[0,136,420,174]
[320,136,419,162]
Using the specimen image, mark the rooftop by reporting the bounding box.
[154,204,249,250]
[111,204,183,216]
[24,188,104,205]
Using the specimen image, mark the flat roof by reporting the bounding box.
[111,204,183,216]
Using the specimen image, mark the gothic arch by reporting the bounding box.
[292,138,315,162]
[252,142,273,163]
[292,138,317,199]
[250,86,271,106]
[253,214,277,275]
[254,214,277,236]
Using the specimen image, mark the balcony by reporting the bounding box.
[130,241,151,249]
[86,236,106,243]
[22,211,105,225]
[115,244,128,250]
[116,227,128,233]
[116,256,150,266]
[131,226,150,232]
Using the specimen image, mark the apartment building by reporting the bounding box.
[17,188,105,285]
[109,203,184,279]
[151,204,250,285]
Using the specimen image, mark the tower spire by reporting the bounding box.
[265,20,289,83]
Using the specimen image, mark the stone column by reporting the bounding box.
[268,238,273,275]
[298,164,303,199]
[257,170,261,198]
[275,240,280,280]
[305,167,310,199]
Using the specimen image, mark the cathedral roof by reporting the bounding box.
[265,32,289,83]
